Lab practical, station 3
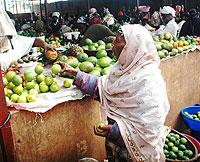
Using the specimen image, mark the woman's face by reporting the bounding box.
[112,32,126,59]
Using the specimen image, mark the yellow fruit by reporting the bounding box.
[45,50,58,61]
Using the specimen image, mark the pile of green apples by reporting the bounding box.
[3,65,60,103]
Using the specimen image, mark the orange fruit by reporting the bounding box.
[178,41,184,47]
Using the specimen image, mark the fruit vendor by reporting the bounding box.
[179,9,200,37]
[0,8,54,71]
[154,6,179,37]
[55,24,170,162]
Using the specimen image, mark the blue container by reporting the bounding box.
[180,105,200,133]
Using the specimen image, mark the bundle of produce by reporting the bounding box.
[153,32,198,59]
[45,35,65,48]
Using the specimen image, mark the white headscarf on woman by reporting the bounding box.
[98,24,170,162]
[0,7,35,71]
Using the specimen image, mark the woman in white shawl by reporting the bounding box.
[0,7,54,71]
[56,24,170,162]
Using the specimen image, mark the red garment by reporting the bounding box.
[89,16,101,25]
[118,11,124,17]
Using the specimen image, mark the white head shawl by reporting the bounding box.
[160,6,176,17]
[0,7,17,53]
[99,24,170,161]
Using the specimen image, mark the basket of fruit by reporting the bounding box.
[164,129,198,161]
[180,105,200,133]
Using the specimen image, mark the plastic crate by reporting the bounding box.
[180,105,200,133]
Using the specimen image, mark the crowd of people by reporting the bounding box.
[11,4,200,39]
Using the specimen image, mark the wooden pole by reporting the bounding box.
[40,0,43,19]
[44,0,48,23]
[0,66,15,162]
[3,0,6,11]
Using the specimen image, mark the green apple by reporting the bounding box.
[63,79,73,88]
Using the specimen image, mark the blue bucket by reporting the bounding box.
[180,105,200,133]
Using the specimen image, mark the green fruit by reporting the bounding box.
[171,48,179,56]
[164,144,168,150]
[174,140,180,147]
[153,36,160,42]
[26,94,37,102]
[169,136,176,143]
[6,71,16,82]
[3,77,8,87]
[161,49,169,56]
[101,66,112,75]
[57,55,68,63]
[24,72,36,82]
[165,138,169,144]
[77,53,88,62]
[11,75,22,86]
[185,150,193,158]
[50,83,60,92]
[164,149,169,155]
[172,146,179,153]
[179,144,186,151]
[97,57,112,68]
[177,150,184,159]
[87,56,98,66]
[6,89,13,98]
[17,95,26,103]
[156,44,162,51]
[29,89,38,96]
[39,83,49,93]
[25,81,35,90]
[13,85,23,95]
[180,138,187,144]
[158,51,165,59]
[93,42,99,48]
[79,61,94,73]
[162,43,173,51]
[21,91,29,97]
[88,45,96,51]
[89,70,101,77]
[97,40,106,46]
[34,84,40,93]
[63,79,73,88]
[85,38,93,45]
[36,74,45,83]
[66,56,79,68]
[168,142,174,148]
[174,134,180,140]
[45,76,54,86]
[96,50,107,59]
[96,121,108,133]
[106,43,112,49]
[51,64,62,75]
[10,94,19,103]
[164,32,172,40]
[169,151,177,159]
[97,45,106,51]
[35,65,44,74]
[81,45,89,50]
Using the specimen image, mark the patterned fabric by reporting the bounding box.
[98,24,170,162]
[73,70,99,100]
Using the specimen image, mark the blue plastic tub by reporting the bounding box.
[180,105,200,133]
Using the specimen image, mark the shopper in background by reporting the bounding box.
[56,24,170,162]
[88,8,101,25]
[154,6,179,37]
[179,9,200,37]
[48,12,64,36]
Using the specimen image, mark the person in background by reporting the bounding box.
[35,15,45,36]
[56,24,170,162]
[0,8,54,71]
[151,10,161,29]
[79,24,115,46]
[154,6,179,37]
[48,12,64,36]
[179,9,200,37]
[89,8,101,25]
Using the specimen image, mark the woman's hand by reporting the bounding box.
[44,43,56,53]
[94,124,112,137]
[54,61,78,76]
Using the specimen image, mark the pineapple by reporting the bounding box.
[67,44,84,56]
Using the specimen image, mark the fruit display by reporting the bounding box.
[184,111,200,121]
[45,36,65,48]
[81,38,113,52]
[66,44,84,56]
[4,65,60,104]
[153,32,198,59]
[19,28,37,37]
[164,130,197,161]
